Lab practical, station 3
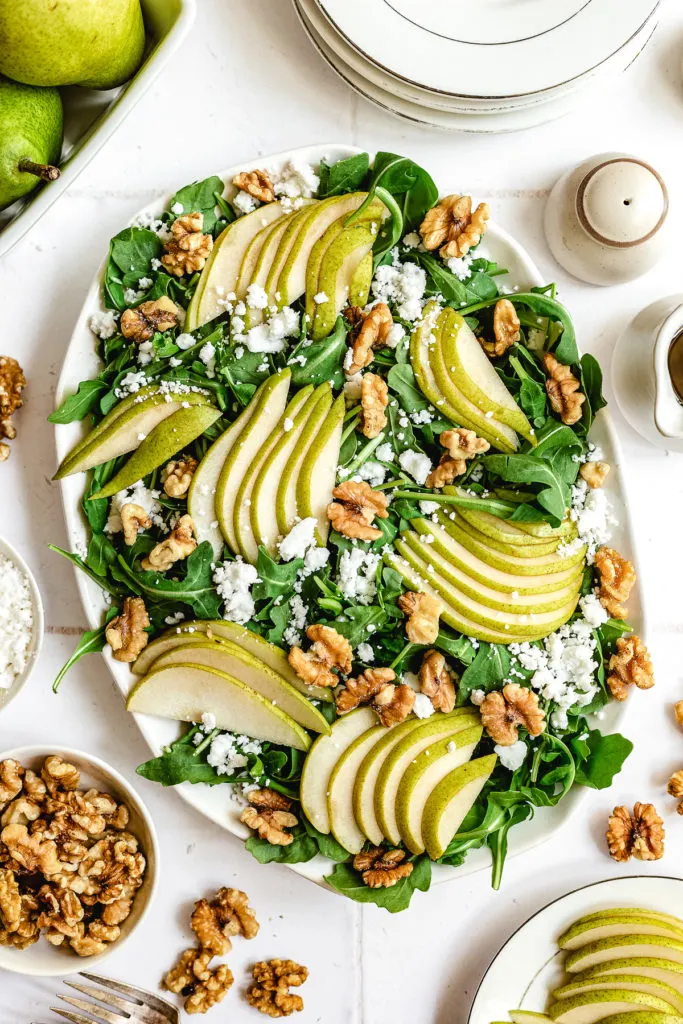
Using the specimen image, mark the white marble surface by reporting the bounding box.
[1,2,683,1021]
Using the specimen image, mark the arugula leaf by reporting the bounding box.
[52,622,111,693]
[137,731,227,787]
[436,630,477,665]
[318,153,370,197]
[369,152,439,231]
[483,453,570,524]
[113,542,222,618]
[289,316,348,388]
[246,830,318,864]
[580,353,607,430]
[387,363,431,412]
[104,228,163,310]
[252,548,303,603]
[404,250,486,307]
[325,854,431,912]
[49,380,109,424]
[333,605,388,647]
[457,643,511,705]
[301,819,351,862]
[169,176,224,232]
[86,533,118,577]
[574,730,633,789]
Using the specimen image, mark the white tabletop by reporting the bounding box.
[1,2,683,1021]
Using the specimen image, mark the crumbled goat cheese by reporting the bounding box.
[354,460,386,488]
[402,671,420,692]
[385,323,405,349]
[337,548,380,605]
[175,333,196,351]
[313,292,328,305]
[138,277,153,290]
[402,232,422,249]
[579,593,609,628]
[199,341,216,378]
[357,642,374,662]
[511,615,601,714]
[233,190,258,215]
[419,500,440,515]
[470,689,486,706]
[207,730,263,776]
[278,518,318,561]
[89,309,119,340]
[0,555,33,690]
[550,709,569,731]
[399,449,432,486]
[375,442,394,463]
[413,693,436,719]
[242,307,299,353]
[136,340,154,366]
[106,482,165,534]
[495,740,528,771]
[213,558,259,625]
[151,258,162,271]
[164,611,185,625]
[246,284,269,310]
[270,159,320,212]
[410,408,434,425]
[567,478,616,562]
[371,257,427,321]
[446,254,473,281]
[283,594,309,648]
[114,371,148,397]
[201,711,217,732]
[171,201,184,215]
[304,545,330,575]
[343,372,363,402]
[123,287,144,305]
[130,210,171,241]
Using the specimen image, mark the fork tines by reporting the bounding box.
[49,972,178,1024]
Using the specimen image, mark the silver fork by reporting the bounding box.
[33,971,179,1024]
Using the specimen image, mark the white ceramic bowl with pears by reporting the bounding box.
[0,745,159,976]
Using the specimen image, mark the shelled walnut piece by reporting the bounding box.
[543,352,585,426]
[359,373,388,438]
[120,296,179,342]
[480,299,521,358]
[345,302,394,375]
[0,755,145,955]
[353,846,413,889]
[373,682,416,727]
[232,169,275,204]
[606,634,654,701]
[288,623,353,689]
[120,503,151,546]
[163,457,198,497]
[162,212,214,278]
[607,802,664,862]
[668,771,683,815]
[594,546,636,619]
[0,355,26,462]
[398,590,443,644]
[240,789,298,846]
[247,959,309,1018]
[580,460,610,489]
[105,596,150,663]
[674,701,683,729]
[419,649,456,713]
[141,514,197,572]
[419,194,490,259]
[336,667,396,715]
[427,427,490,487]
[480,684,545,746]
[327,480,389,541]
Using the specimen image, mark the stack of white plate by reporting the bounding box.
[293,0,660,132]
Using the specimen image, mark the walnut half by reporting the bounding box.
[607,803,664,862]
[105,597,150,663]
[398,591,442,645]
[480,684,545,746]
[247,959,309,1018]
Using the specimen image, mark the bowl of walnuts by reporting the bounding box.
[0,746,159,975]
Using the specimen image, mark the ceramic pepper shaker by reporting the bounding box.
[544,152,669,285]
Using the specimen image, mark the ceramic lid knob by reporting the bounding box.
[578,158,668,246]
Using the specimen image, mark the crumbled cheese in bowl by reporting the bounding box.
[0,551,35,693]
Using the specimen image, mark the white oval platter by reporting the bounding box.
[54,144,644,894]
[468,876,683,1023]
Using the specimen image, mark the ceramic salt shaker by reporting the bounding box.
[544,153,669,285]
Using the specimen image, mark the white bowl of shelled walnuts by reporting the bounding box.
[0,745,159,975]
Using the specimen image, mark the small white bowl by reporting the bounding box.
[0,537,44,712]
[0,745,159,976]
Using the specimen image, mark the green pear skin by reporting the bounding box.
[0,0,146,89]
[0,77,63,210]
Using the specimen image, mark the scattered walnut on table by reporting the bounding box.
[668,771,683,815]
[163,457,198,498]
[240,789,298,847]
[120,503,152,546]
[162,212,214,277]
[232,169,275,204]
[580,460,610,489]
[184,964,234,1015]
[247,959,309,1018]
[398,590,443,645]
[594,546,636,619]
[674,701,683,729]
[120,296,179,342]
[480,684,545,746]
[359,373,389,439]
[345,302,393,375]
[543,352,586,425]
[607,802,664,862]
[419,649,456,713]
[336,667,396,715]
[105,596,150,663]
[327,480,389,541]
[0,355,26,460]
[606,634,654,701]
[288,623,353,689]
[141,514,197,572]
[480,298,521,358]
[353,847,413,889]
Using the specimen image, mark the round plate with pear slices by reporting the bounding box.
[469,877,683,1024]
[52,144,645,899]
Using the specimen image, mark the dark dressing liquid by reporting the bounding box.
[669,329,683,404]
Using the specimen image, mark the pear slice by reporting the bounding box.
[400,532,581,614]
[349,249,374,306]
[275,387,333,537]
[90,403,222,500]
[300,707,377,835]
[148,640,330,735]
[566,937,683,974]
[584,1015,683,1024]
[277,193,373,307]
[234,386,314,562]
[186,201,286,330]
[127,662,311,751]
[577,909,683,930]
[560,915,683,950]
[453,514,561,558]
[573,959,683,998]
[413,518,584,595]
[375,711,482,845]
[310,223,375,340]
[440,308,536,444]
[552,975,683,1017]
[509,1015,553,1024]
[296,393,345,544]
[132,619,332,702]
[216,369,291,553]
[328,723,387,854]
[457,505,573,547]
[547,989,679,1023]
[252,383,331,554]
[241,208,311,329]
[422,754,497,860]
[396,724,483,854]
[55,390,211,479]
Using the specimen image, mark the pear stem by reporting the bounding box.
[18,159,61,182]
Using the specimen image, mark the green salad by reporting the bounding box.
[50,150,636,913]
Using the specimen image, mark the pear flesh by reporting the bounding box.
[422,754,497,860]
[0,78,63,210]
[0,0,146,89]
[547,988,679,1023]
[327,724,388,854]
[552,975,683,1017]
[127,662,311,752]
[560,915,683,951]
[566,937,683,974]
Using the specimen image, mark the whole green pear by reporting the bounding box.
[0,78,63,210]
[0,0,146,89]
